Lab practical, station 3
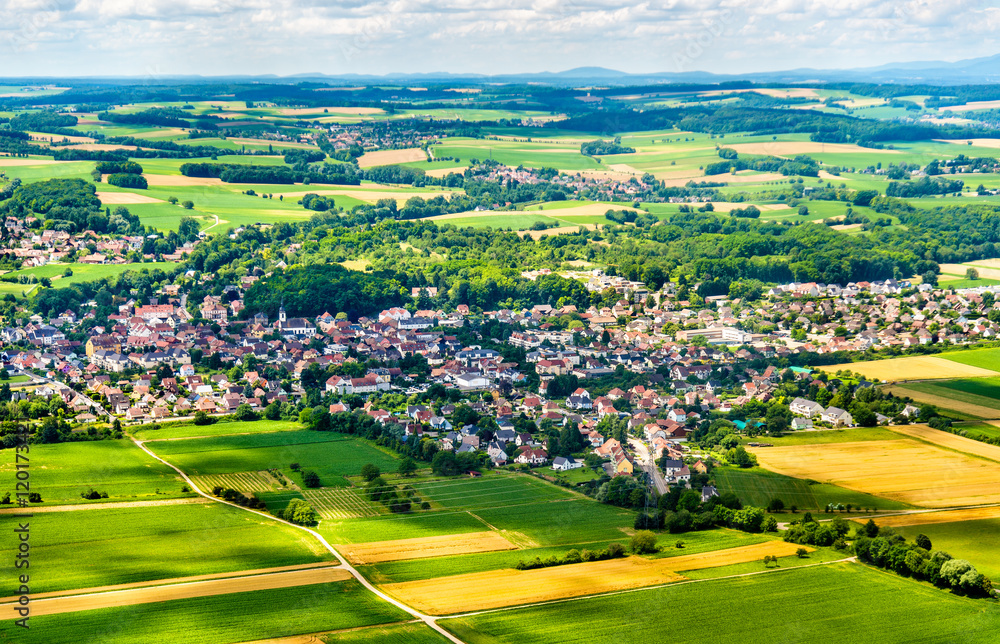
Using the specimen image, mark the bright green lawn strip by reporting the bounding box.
[3,580,407,644]
[942,348,1000,371]
[318,510,487,544]
[680,547,851,579]
[0,440,188,505]
[953,421,1000,441]
[147,431,400,481]
[134,419,303,441]
[741,426,900,446]
[894,518,1000,580]
[0,503,332,594]
[940,277,1000,288]
[441,563,1000,644]
[322,622,449,643]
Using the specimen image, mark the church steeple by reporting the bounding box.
[278,300,286,324]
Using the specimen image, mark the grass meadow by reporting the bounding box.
[133,419,303,441]
[0,440,189,505]
[146,431,401,486]
[714,466,911,512]
[0,503,333,593]
[442,562,1000,644]
[2,580,407,644]
[895,518,1000,580]
[322,622,450,643]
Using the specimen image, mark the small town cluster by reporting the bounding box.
[3,260,993,473]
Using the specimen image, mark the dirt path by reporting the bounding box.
[0,497,207,514]
[0,567,351,618]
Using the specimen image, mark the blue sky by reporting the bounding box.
[1,0,998,77]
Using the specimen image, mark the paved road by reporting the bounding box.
[629,438,669,495]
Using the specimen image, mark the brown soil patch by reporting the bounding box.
[0,567,350,619]
[424,166,467,178]
[137,128,189,139]
[357,148,427,168]
[338,531,516,565]
[0,497,207,515]
[940,263,1000,281]
[934,138,1000,148]
[229,138,317,149]
[870,507,1000,528]
[65,143,149,152]
[939,101,1000,112]
[831,223,864,231]
[27,132,94,144]
[820,356,998,382]
[383,541,806,615]
[750,438,1000,508]
[144,174,225,187]
[96,191,165,205]
[520,225,596,239]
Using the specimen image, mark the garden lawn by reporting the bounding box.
[441,562,1000,644]
[1,579,407,644]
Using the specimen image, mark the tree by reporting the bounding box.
[194,410,213,426]
[766,497,785,513]
[264,402,281,420]
[233,403,258,421]
[629,530,658,554]
[795,547,809,558]
[726,446,758,468]
[181,200,194,209]
[863,518,880,538]
[798,205,809,216]
[360,463,381,482]
[921,270,938,287]
[916,533,932,551]
[432,451,461,476]
[301,470,321,488]
[966,267,980,281]
[398,457,417,477]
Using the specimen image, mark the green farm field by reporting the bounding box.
[2,580,407,644]
[146,431,401,486]
[0,441,189,505]
[0,503,332,593]
[715,466,911,512]
[362,528,771,585]
[442,563,1000,644]
[134,419,304,441]
[323,622,450,643]
[895,518,1000,580]
[940,347,1000,372]
[318,474,635,545]
[3,262,179,288]
[890,377,1000,415]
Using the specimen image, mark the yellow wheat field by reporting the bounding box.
[891,424,1000,462]
[884,386,1000,419]
[357,147,427,168]
[338,531,517,565]
[819,356,999,382]
[382,541,807,614]
[751,439,1000,508]
[871,507,1000,528]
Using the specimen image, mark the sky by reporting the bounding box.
[1,0,999,78]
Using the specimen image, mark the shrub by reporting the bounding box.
[630,530,658,554]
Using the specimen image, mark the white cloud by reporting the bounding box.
[0,0,995,76]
